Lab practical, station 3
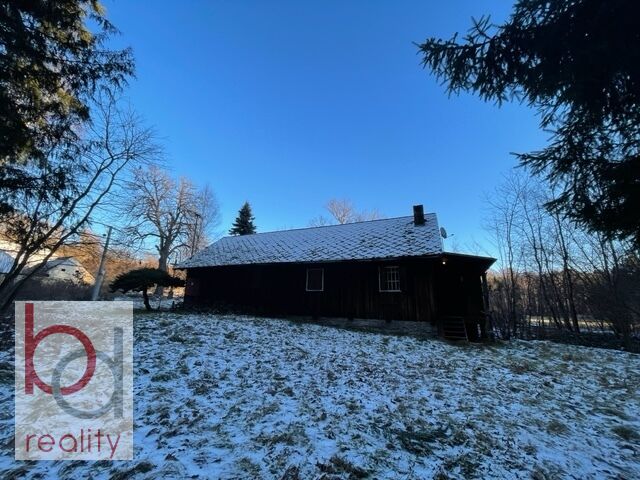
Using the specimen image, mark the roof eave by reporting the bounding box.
[180,250,498,270]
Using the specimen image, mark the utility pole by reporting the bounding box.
[190,211,201,256]
[91,226,113,301]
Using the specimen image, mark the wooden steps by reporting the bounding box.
[441,316,468,341]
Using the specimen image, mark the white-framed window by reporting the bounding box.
[379,266,401,292]
[306,268,324,291]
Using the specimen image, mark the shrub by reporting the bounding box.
[13,278,91,301]
[110,268,184,311]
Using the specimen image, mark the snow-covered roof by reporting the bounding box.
[0,250,13,274]
[0,239,51,267]
[179,213,444,268]
[40,256,82,270]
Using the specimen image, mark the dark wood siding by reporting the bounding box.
[184,256,488,324]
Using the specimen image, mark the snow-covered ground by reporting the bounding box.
[1,312,639,478]
[111,293,179,311]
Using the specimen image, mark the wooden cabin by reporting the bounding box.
[179,205,495,340]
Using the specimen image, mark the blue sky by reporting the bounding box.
[105,0,545,255]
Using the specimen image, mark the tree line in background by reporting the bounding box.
[485,172,639,347]
[225,198,385,237]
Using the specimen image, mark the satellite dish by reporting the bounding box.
[440,227,448,239]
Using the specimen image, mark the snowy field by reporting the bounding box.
[1,312,639,479]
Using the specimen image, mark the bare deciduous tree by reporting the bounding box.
[121,166,220,273]
[310,198,383,226]
[182,184,221,259]
[327,198,356,225]
[485,173,525,338]
[308,215,332,228]
[485,170,639,347]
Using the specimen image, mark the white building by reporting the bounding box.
[0,241,94,285]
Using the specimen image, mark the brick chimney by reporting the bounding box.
[413,204,425,226]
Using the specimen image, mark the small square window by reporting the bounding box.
[306,268,324,291]
[379,266,401,292]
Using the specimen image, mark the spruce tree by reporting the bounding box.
[419,0,640,248]
[229,202,256,235]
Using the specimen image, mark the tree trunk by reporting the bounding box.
[0,279,21,315]
[565,269,580,334]
[553,213,580,333]
[155,248,170,296]
[158,253,168,271]
[142,288,151,311]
